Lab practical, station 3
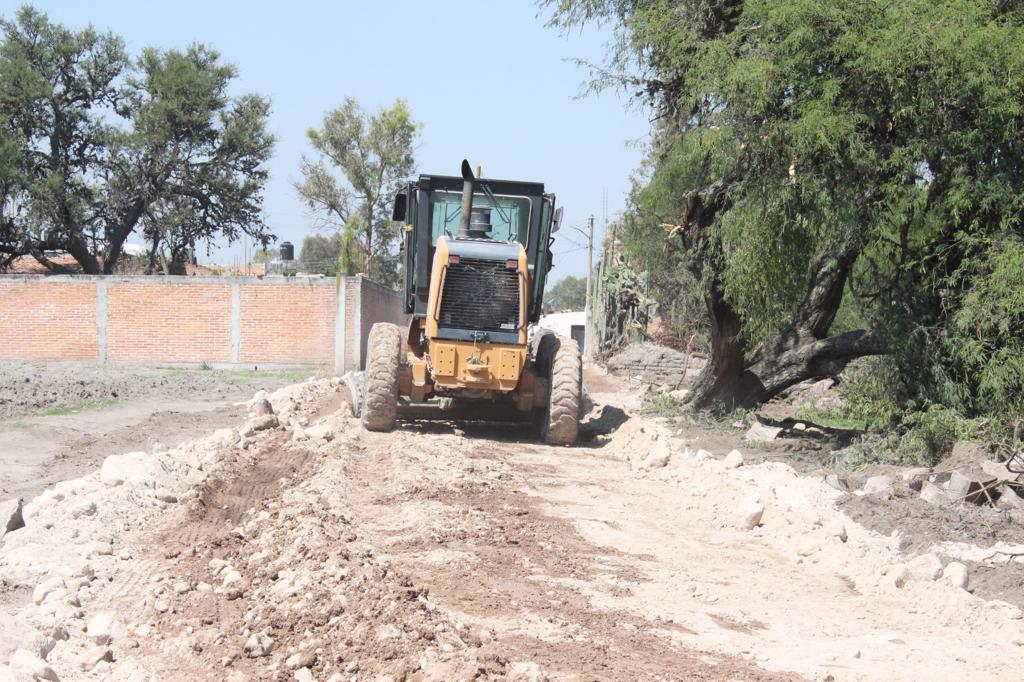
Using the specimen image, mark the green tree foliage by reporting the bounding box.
[296,97,419,287]
[0,6,274,274]
[299,233,343,277]
[546,275,587,311]
[545,0,1024,430]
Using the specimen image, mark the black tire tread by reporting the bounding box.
[361,323,402,432]
[538,333,581,445]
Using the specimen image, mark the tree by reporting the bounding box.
[545,0,1024,420]
[546,275,587,311]
[296,97,419,287]
[0,7,274,274]
[299,233,343,277]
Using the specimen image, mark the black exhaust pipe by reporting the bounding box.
[458,159,474,238]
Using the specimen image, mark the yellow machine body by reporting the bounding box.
[397,236,545,411]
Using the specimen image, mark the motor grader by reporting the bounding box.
[348,160,582,444]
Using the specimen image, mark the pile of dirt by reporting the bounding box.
[6,372,1024,680]
[0,362,299,419]
[0,380,505,681]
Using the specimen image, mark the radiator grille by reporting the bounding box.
[439,258,520,332]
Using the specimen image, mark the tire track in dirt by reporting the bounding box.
[93,432,316,681]
[344,426,798,681]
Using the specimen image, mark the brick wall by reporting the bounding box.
[0,279,98,360]
[107,281,233,363]
[239,281,336,365]
[0,275,405,370]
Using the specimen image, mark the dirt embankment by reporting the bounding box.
[2,372,1024,681]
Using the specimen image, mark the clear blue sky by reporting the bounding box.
[5,0,650,283]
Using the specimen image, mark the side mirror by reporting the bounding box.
[551,206,564,233]
[392,194,407,222]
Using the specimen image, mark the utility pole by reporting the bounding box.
[584,214,594,360]
[569,216,596,360]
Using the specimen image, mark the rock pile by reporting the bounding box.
[605,342,704,386]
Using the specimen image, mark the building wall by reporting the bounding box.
[537,310,586,339]
[0,275,405,371]
[0,279,98,361]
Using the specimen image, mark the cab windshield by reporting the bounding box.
[428,190,531,245]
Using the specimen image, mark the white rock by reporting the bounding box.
[9,649,59,681]
[153,489,178,504]
[797,539,820,557]
[882,563,909,589]
[0,611,19,665]
[305,424,333,441]
[824,474,849,492]
[737,503,764,531]
[244,632,274,657]
[32,577,65,606]
[223,570,245,599]
[745,422,782,443]
[294,668,315,682]
[901,467,932,482]
[286,650,315,669]
[239,414,279,438]
[1,498,25,536]
[69,500,96,518]
[639,443,671,470]
[86,613,116,644]
[722,450,744,469]
[861,475,894,500]
[78,646,113,671]
[27,633,56,661]
[907,553,943,581]
[981,460,1016,483]
[942,562,970,590]
[88,541,113,557]
[920,482,948,505]
[99,452,169,488]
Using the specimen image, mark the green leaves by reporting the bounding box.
[0,6,274,274]
[553,0,1024,426]
[297,97,420,287]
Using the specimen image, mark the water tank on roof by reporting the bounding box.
[280,241,294,261]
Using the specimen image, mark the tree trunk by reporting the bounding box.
[67,231,101,275]
[688,276,746,410]
[688,238,886,410]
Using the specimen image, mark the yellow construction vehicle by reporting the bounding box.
[348,160,581,444]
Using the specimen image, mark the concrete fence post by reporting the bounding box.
[353,276,363,371]
[96,278,108,364]
[334,277,348,374]
[230,282,241,364]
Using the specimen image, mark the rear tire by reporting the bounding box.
[361,323,402,432]
[537,333,581,445]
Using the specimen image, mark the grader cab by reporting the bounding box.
[350,160,582,445]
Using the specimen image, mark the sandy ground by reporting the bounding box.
[0,363,303,503]
[3,370,1024,681]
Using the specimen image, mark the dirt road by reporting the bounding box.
[2,374,1023,681]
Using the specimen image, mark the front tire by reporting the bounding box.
[361,323,402,432]
[537,333,581,445]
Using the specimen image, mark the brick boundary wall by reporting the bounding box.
[0,275,405,372]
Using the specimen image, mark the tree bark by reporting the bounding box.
[687,275,746,410]
[689,237,886,410]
